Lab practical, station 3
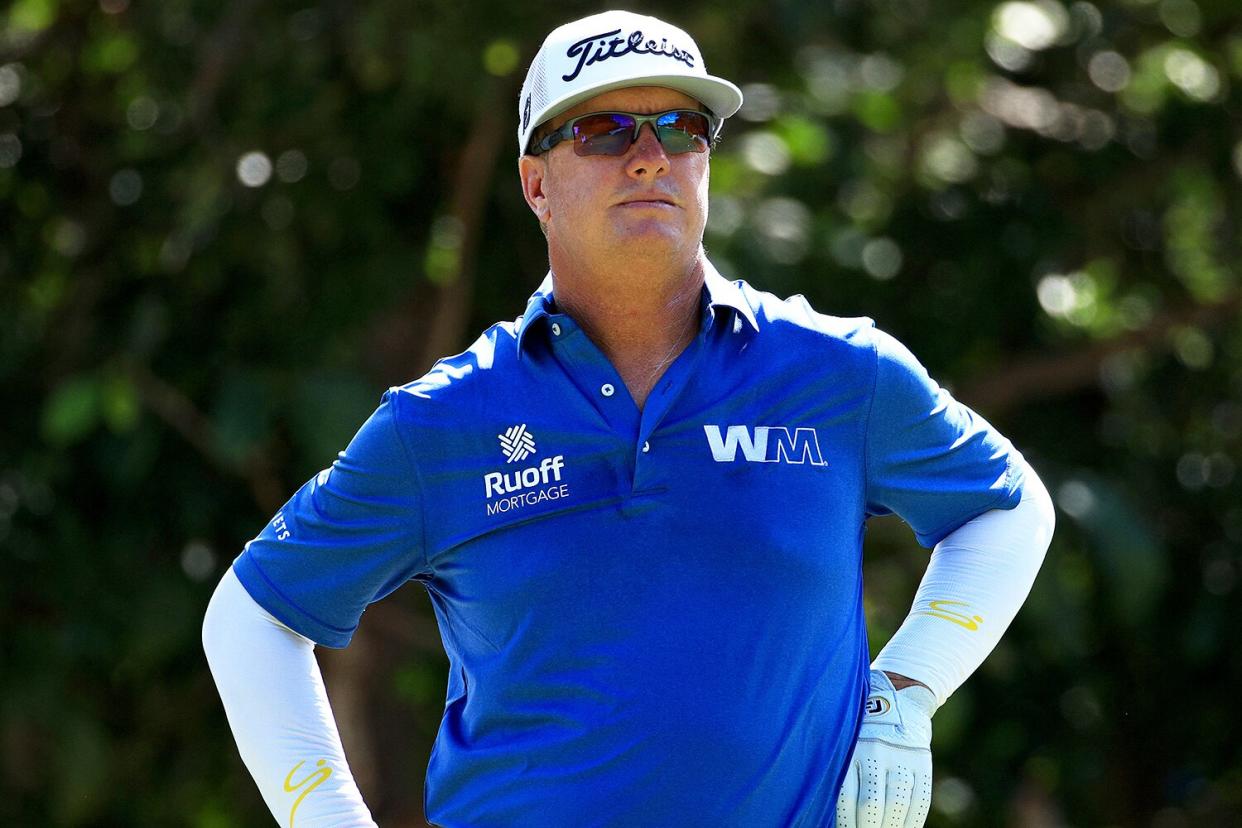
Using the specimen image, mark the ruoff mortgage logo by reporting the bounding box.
[484,425,569,515]
[499,424,536,463]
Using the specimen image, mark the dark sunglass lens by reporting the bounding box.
[656,111,711,154]
[573,113,637,156]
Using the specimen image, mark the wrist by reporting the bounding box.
[881,670,930,692]
[873,669,938,720]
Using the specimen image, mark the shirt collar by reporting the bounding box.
[514,272,556,357]
[701,259,759,335]
[514,262,760,359]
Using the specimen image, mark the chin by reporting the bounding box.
[612,215,688,243]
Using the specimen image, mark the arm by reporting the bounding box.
[202,567,377,828]
[203,391,426,824]
[837,460,1055,827]
[873,458,1056,704]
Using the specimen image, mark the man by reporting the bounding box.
[203,10,1055,827]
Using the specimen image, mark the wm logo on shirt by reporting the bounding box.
[703,425,826,466]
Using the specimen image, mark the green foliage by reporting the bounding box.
[3,0,1241,825]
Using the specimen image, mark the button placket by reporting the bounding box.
[543,315,640,468]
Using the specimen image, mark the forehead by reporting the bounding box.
[550,85,704,127]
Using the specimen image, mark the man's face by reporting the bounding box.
[519,86,711,270]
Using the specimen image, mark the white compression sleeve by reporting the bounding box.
[872,459,1056,707]
[202,567,377,828]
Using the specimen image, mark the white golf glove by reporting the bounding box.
[836,670,937,828]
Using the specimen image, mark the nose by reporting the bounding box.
[624,123,670,179]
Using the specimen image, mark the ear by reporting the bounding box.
[518,155,552,226]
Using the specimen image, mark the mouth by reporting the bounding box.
[616,196,678,208]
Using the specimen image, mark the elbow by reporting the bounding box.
[202,577,223,664]
[201,567,238,667]
[1020,459,1057,554]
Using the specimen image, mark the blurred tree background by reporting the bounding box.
[2,0,1240,824]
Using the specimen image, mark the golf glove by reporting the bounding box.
[835,670,937,828]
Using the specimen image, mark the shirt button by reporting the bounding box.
[551,322,562,336]
[642,441,650,453]
[601,383,615,397]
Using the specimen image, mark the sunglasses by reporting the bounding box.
[529,109,721,157]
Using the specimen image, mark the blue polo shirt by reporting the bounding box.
[233,263,1025,827]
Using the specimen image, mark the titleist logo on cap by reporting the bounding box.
[515,11,742,156]
[562,28,696,82]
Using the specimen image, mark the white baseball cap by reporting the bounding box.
[517,10,744,156]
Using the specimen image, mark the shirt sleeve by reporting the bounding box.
[863,326,1025,548]
[232,389,427,647]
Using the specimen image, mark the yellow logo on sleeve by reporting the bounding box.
[913,600,984,631]
[284,759,333,827]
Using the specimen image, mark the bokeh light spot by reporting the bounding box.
[706,194,744,238]
[858,54,904,92]
[109,168,143,205]
[1171,326,1212,369]
[801,50,853,115]
[920,133,978,184]
[752,197,812,264]
[51,220,86,257]
[236,151,273,187]
[741,132,791,175]
[9,0,57,32]
[828,227,868,268]
[0,133,21,168]
[838,180,893,224]
[1070,1,1103,38]
[276,149,308,183]
[1078,110,1115,150]
[1163,49,1220,101]
[933,777,976,817]
[1060,685,1103,730]
[483,40,520,76]
[861,237,902,280]
[1037,273,1075,317]
[0,64,22,107]
[328,157,361,191]
[985,32,1033,72]
[181,540,217,582]
[126,96,159,131]
[993,1,1069,51]
[960,112,1006,154]
[1158,0,1201,38]
[1087,51,1131,93]
[1176,452,1208,490]
[739,83,782,122]
[1056,480,1096,518]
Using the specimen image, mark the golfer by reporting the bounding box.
[204,10,1055,827]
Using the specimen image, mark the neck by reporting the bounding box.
[550,254,705,409]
